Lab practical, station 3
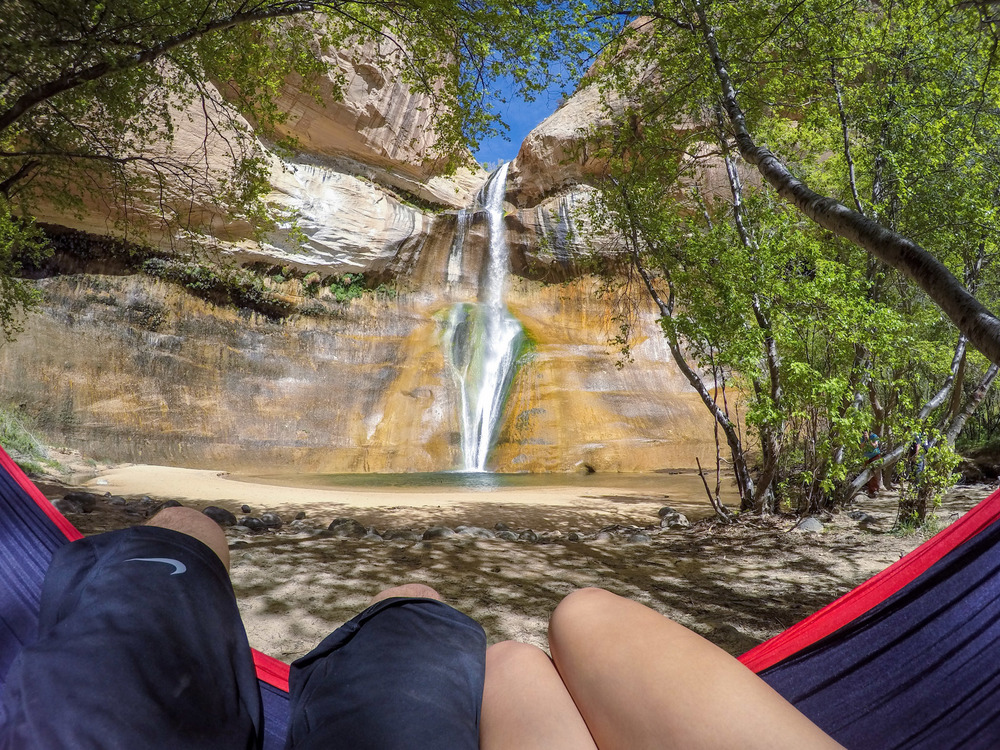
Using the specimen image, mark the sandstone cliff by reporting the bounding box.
[6,30,727,475]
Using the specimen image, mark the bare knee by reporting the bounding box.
[550,587,618,636]
[369,583,443,605]
[145,506,230,571]
[486,640,551,678]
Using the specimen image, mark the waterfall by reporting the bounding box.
[443,163,525,472]
[446,208,470,285]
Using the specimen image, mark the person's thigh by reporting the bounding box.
[0,526,262,750]
[285,597,486,750]
[549,588,843,750]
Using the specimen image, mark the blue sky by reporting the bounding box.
[472,80,569,167]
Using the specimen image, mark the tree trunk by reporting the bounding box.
[692,1,1000,365]
[713,103,782,512]
[945,365,999,445]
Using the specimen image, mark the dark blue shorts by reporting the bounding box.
[0,527,486,749]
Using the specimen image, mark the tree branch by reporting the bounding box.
[692,0,1000,366]
[0,1,347,133]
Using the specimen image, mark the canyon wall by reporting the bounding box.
[1,269,717,473]
[2,35,723,474]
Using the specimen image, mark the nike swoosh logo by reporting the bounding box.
[125,557,187,575]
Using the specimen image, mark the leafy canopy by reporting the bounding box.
[0,0,604,333]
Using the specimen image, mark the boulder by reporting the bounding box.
[660,512,690,529]
[328,518,368,538]
[792,517,825,534]
[456,526,496,539]
[239,517,267,532]
[63,491,100,513]
[422,526,456,540]
[384,528,422,542]
[53,497,83,515]
[203,506,238,527]
[259,512,283,530]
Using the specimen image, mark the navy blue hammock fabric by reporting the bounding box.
[1,445,999,748]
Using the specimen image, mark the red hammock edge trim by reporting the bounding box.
[739,485,1000,672]
[0,447,83,542]
[253,649,291,692]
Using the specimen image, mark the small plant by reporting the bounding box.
[895,433,961,531]
[0,405,49,475]
[328,273,367,303]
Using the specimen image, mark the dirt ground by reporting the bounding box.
[43,460,996,664]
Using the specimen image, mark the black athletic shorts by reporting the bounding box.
[0,526,487,749]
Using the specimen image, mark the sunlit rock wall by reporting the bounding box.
[6,20,732,475]
[0,265,718,473]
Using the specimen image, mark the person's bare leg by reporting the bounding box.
[145,506,230,572]
[369,583,443,604]
[549,588,844,750]
[481,641,598,750]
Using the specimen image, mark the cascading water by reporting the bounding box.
[446,208,470,285]
[443,163,525,471]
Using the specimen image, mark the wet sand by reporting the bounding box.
[66,464,996,664]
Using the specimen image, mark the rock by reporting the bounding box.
[107,495,126,506]
[567,532,584,542]
[361,531,384,541]
[659,512,690,529]
[53,497,82,514]
[161,499,184,509]
[294,511,306,520]
[123,500,150,517]
[509,82,623,207]
[260,512,283,530]
[495,530,519,542]
[241,504,252,514]
[328,518,368,538]
[519,529,539,543]
[383,528,422,542]
[494,522,512,532]
[792,517,825,534]
[239,517,267,532]
[94,478,109,486]
[848,511,878,525]
[627,533,652,544]
[422,526,456,540]
[592,531,615,543]
[63,491,100,513]
[203,506,238,527]
[456,526,496,539]
[230,540,251,550]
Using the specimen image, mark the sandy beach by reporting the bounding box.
[53,462,996,665]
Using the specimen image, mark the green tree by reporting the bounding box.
[583,0,999,518]
[0,0,598,333]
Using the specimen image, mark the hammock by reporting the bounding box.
[0,445,997,749]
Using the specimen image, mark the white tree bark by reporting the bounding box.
[692,1,1000,366]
